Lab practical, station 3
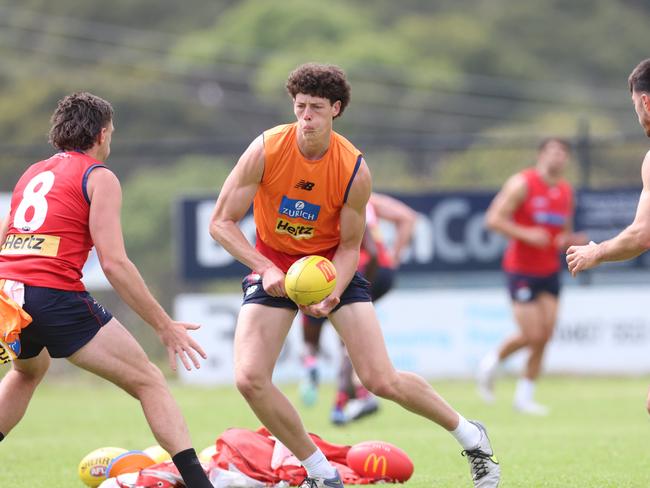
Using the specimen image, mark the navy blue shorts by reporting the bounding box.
[506,272,560,303]
[242,271,372,312]
[18,285,113,359]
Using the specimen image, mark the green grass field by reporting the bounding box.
[1,374,649,487]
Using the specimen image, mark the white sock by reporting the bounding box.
[514,377,535,405]
[450,414,482,450]
[300,448,337,479]
[480,351,499,371]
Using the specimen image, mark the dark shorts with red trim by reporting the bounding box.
[506,271,560,303]
[242,271,372,312]
[18,285,113,359]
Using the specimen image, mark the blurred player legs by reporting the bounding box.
[480,138,583,416]
[301,265,394,424]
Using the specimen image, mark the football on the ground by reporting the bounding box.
[78,447,128,487]
[346,440,414,482]
[143,445,171,463]
[285,255,337,305]
[198,444,217,464]
[105,450,156,478]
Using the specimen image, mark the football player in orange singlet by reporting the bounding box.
[209,63,501,488]
[568,58,650,415]
[0,93,212,487]
[477,138,586,416]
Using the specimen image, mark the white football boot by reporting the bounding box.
[461,420,501,488]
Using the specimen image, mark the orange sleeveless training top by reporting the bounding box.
[253,123,363,272]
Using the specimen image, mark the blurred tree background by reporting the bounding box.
[1,0,649,359]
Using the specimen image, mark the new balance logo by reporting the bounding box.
[294,180,315,191]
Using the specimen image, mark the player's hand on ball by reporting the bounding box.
[566,241,600,277]
[261,265,287,297]
[158,320,207,371]
[300,295,340,318]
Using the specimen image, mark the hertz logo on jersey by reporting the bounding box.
[278,196,320,222]
[275,218,315,240]
[0,234,60,257]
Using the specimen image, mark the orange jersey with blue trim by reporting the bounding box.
[254,123,363,272]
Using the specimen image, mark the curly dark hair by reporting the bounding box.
[285,63,351,118]
[48,92,114,151]
[629,59,650,93]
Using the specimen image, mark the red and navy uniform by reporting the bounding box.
[0,151,112,358]
[502,168,573,301]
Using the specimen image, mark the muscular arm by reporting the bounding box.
[331,160,371,296]
[369,192,417,265]
[88,168,206,370]
[568,151,650,275]
[208,136,286,296]
[596,156,650,260]
[485,173,550,247]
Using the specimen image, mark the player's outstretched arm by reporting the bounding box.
[567,151,650,276]
[87,167,206,371]
[209,136,285,296]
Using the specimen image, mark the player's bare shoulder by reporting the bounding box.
[236,134,265,182]
[86,166,120,202]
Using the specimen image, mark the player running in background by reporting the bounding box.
[477,138,586,415]
[209,62,500,488]
[567,58,650,416]
[0,93,212,488]
[300,192,417,425]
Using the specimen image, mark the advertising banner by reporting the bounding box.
[177,187,643,280]
[175,285,650,385]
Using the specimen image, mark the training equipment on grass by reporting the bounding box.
[105,450,156,478]
[346,440,414,482]
[143,445,171,463]
[285,255,337,305]
[78,447,128,487]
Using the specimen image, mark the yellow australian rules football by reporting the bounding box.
[285,255,337,306]
[78,446,128,487]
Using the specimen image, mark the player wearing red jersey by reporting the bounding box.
[567,59,650,415]
[478,138,585,415]
[209,63,500,488]
[0,93,212,487]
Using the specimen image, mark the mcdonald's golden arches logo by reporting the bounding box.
[363,453,388,477]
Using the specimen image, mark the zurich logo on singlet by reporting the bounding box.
[278,196,321,222]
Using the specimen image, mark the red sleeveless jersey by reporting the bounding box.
[502,168,573,275]
[254,124,363,272]
[0,152,107,291]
